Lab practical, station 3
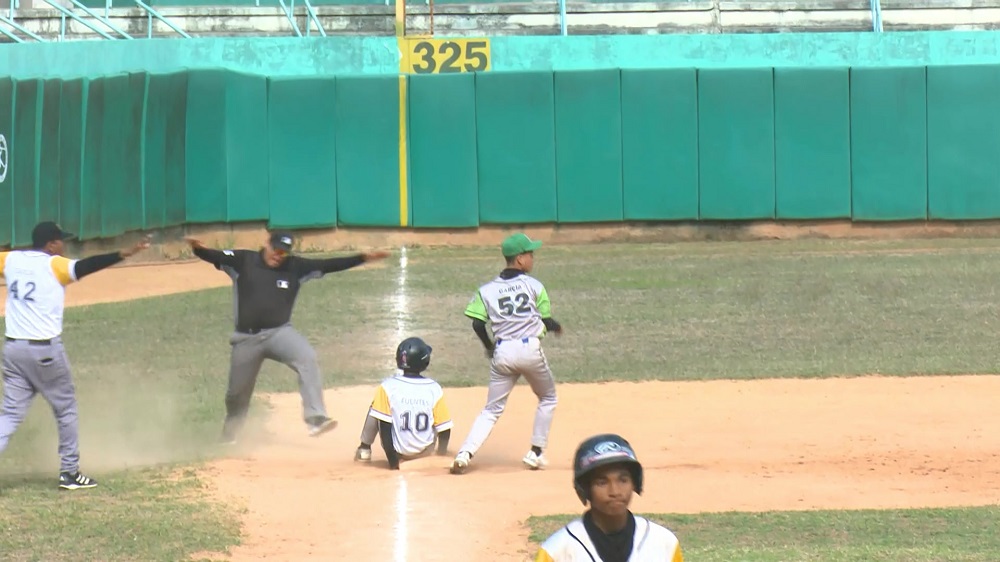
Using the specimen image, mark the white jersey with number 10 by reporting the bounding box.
[368,374,453,457]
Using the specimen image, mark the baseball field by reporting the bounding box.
[2,223,1000,561]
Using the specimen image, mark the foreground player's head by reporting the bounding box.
[32,221,74,256]
[264,231,294,267]
[501,232,542,273]
[573,433,644,517]
[396,337,432,376]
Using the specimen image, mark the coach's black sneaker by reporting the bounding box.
[59,471,98,491]
[307,416,337,437]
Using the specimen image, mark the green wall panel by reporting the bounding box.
[0,78,13,247]
[926,64,1000,219]
[145,72,189,229]
[554,69,624,223]
[40,80,62,230]
[98,73,144,239]
[185,70,227,223]
[773,68,852,219]
[81,78,104,240]
[474,71,557,224]
[58,78,86,240]
[13,79,41,248]
[621,68,699,221]
[267,77,338,228]
[226,72,269,222]
[334,75,400,227]
[850,66,928,221]
[408,73,479,228]
[697,68,776,220]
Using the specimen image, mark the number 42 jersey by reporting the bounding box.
[369,373,454,456]
[464,273,553,342]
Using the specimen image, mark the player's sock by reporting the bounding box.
[359,442,371,450]
[531,446,542,456]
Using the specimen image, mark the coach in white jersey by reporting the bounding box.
[0,221,150,490]
[354,337,453,469]
[451,232,563,475]
[535,434,684,562]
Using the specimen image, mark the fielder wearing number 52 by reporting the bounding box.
[404,38,491,74]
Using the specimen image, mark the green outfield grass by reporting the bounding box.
[3,237,1000,559]
[528,506,1000,561]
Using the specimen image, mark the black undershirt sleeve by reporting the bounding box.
[542,317,562,333]
[379,420,400,470]
[295,255,366,278]
[436,428,451,455]
[472,318,494,351]
[73,251,124,280]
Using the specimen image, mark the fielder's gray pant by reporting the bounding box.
[458,336,557,455]
[223,324,327,433]
[0,338,81,474]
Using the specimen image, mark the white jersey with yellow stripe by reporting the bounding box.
[0,251,78,340]
[368,373,454,457]
[534,516,684,562]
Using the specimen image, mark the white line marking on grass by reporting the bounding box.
[392,247,409,562]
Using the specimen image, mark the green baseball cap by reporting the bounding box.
[501,233,543,257]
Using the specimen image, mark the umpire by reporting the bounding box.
[184,231,388,444]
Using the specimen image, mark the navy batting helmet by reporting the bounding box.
[572,433,644,505]
[396,337,432,373]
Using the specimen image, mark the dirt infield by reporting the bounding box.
[8,224,1000,561]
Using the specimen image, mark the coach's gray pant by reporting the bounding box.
[459,336,557,455]
[223,324,328,431]
[0,338,81,474]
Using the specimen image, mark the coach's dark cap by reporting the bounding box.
[269,231,295,253]
[32,221,74,248]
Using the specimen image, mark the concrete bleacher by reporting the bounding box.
[4,0,1000,41]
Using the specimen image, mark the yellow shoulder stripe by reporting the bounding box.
[0,252,7,276]
[50,256,75,286]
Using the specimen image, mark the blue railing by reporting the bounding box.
[0,12,47,42]
[870,0,883,32]
[134,0,193,37]
[42,0,132,39]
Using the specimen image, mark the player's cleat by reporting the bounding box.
[307,416,338,437]
[59,471,98,490]
[355,447,372,462]
[522,450,548,470]
[450,451,471,474]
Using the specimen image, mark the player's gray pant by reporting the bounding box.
[223,324,327,433]
[0,338,81,474]
[459,337,557,455]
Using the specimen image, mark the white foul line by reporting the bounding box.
[392,247,409,562]
[394,473,409,562]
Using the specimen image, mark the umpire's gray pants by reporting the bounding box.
[224,325,327,430]
[0,338,81,474]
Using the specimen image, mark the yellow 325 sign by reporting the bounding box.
[400,38,492,74]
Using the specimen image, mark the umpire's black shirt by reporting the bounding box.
[193,247,365,333]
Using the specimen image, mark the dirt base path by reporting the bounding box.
[200,375,1000,561]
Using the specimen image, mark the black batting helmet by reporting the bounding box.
[396,337,432,373]
[572,433,644,505]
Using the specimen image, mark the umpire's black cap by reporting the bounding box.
[269,231,295,253]
[32,221,75,248]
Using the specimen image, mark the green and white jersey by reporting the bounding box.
[464,273,553,341]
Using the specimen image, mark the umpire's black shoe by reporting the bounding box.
[59,471,98,491]
[307,416,337,437]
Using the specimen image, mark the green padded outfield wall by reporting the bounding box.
[267,77,338,229]
[9,54,1000,242]
[333,75,401,227]
[554,69,624,223]
[474,71,558,225]
[698,68,776,220]
[926,64,1000,220]
[620,68,699,221]
[408,73,480,228]
[773,68,852,220]
[850,66,928,221]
